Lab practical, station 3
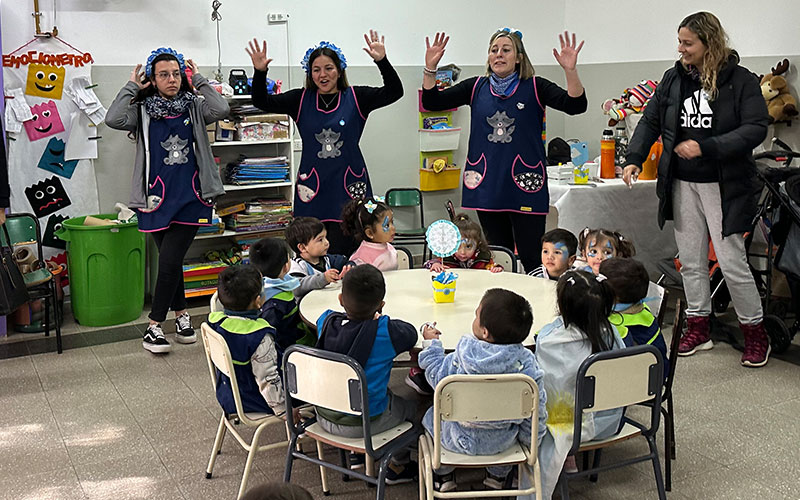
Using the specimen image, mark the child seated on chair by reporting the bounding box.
[315,264,419,484]
[418,289,548,493]
[528,228,578,280]
[285,217,350,298]
[249,237,316,351]
[207,265,286,416]
[535,270,626,499]
[424,213,503,273]
[600,257,669,377]
[576,227,636,275]
[341,197,398,271]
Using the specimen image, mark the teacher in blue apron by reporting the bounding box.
[108,47,229,354]
[246,31,403,255]
[422,29,587,273]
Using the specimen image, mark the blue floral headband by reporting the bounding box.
[145,47,186,77]
[496,27,523,40]
[301,41,347,73]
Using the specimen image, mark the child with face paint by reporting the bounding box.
[528,228,578,280]
[340,197,398,271]
[577,228,636,275]
[425,213,503,273]
[600,257,669,379]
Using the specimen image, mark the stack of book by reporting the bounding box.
[224,197,292,233]
[196,214,225,236]
[183,260,227,298]
[225,156,290,185]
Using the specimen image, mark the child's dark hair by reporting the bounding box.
[600,258,650,304]
[133,53,193,103]
[341,264,385,320]
[479,288,533,344]
[542,228,578,257]
[285,217,325,254]
[340,197,391,242]
[578,228,636,258]
[240,482,313,500]
[452,213,490,257]
[556,270,617,353]
[217,265,262,311]
[249,237,291,278]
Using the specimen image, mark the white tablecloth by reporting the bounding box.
[548,178,677,276]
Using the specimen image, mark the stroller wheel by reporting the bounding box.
[712,295,731,314]
[766,300,789,320]
[764,314,792,354]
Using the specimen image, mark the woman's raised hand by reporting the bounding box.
[129,64,150,90]
[363,30,386,61]
[552,31,584,71]
[186,59,199,76]
[425,32,450,71]
[246,38,272,72]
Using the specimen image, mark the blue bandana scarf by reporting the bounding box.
[489,71,519,97]
[144,91,196,119]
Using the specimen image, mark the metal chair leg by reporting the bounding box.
[237,425,266,499]
[589,449,602,482]
[206,415,227,478]
[315,438,330,495]
[647,435,667,500]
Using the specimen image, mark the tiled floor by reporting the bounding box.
[0,300,798,499]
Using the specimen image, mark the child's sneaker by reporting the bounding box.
[405,367,433,396]
[143,323,171,354]
[483,470,511,490]
[433,471,457,492]
[384,461,417,485]
[348,452,365,470]
[174,312,197,344]
[740,321,771,367]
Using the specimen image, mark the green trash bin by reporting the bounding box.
[55,214,145,327]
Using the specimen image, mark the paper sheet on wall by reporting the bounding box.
[2,37,101,291]
[64,111,97,160]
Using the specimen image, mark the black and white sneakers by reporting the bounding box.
[174,312,197,344]
[143,323,172,354]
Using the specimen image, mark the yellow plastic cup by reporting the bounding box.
[573,163,589,184]
[432,279,457,303]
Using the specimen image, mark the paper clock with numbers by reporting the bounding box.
[425,219,462,258]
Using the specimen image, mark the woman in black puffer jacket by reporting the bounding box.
[623,12,771,367]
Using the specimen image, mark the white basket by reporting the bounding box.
[419,128,461,152]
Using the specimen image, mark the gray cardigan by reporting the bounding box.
[106,73,229,208]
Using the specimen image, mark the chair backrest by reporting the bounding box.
[395,246,413,269]
[646,281,666,322]
[489,245,517,273]
[664,298,685,397]
[1,214,44,261]
[200,322,257,424]
[385,188,424,230]
[573,345,663,448]
[432,374,540,467]
[209,290,222,313]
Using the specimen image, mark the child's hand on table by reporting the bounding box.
[339,264,353,278]
[422,322,441,340]
[490,264,503,273]
[324,268,340,283]
[429,262,445,273]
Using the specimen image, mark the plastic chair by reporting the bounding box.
[489,245,517,273]
[418,374,543,499]
[386,188,427,257]
[200,323,290,500]
[558,344,666,500]
[396,246,413,270]
[1,214,62,353]
[209,290,222,313]
[647,282,667,325]
[282,345,418,500]
[662,297,685,491]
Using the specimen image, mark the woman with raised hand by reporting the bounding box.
[421,29,587,273]
[246,31,403,255]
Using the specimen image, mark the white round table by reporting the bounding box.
[299,268,558,350]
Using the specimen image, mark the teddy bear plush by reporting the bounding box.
[601,79,658,126]
[760,59,798,124]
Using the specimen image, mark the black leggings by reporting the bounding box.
[149,223,198,323]
[476,211,547,273]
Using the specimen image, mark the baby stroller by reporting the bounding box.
[657,140,800,352]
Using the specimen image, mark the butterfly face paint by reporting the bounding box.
[541,241,573,277]
[585,237,617,275]
[454,238,478,262]
[382,215,390,233]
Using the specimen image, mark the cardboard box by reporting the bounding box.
[216,120,236,141]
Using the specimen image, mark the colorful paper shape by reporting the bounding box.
[570,141,589,167]
[425,219,462,258]
[37,138,79,178]
[24,100,65,142]
[43,214,70,249]
[25,64,66,99]
[24,176,71,218]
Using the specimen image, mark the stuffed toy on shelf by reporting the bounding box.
[760,59,798,124]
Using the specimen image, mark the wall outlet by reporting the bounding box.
[267,13,289,23]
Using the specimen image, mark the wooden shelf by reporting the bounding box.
[195,228,287,240]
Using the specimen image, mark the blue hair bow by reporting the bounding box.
[301,41,347,73]
[498,27,523,40]
[145,47,186,77]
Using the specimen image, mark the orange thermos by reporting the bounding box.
[600,129,615,179]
